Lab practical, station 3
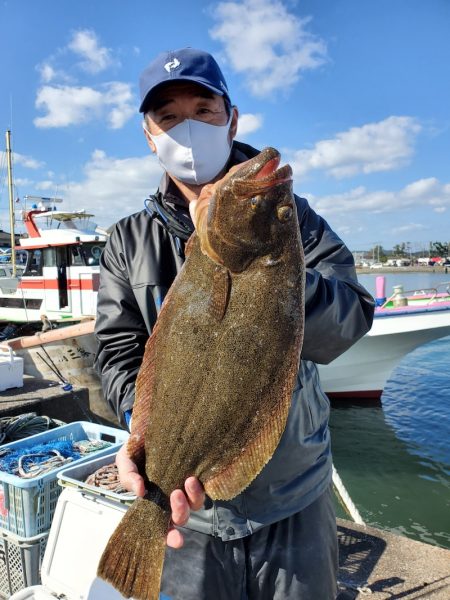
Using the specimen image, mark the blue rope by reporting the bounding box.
[0,440,79,475]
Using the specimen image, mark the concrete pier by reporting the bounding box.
[0,375,116,426]
[337,518,450,599]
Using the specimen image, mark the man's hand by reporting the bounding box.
[115,443,205,548]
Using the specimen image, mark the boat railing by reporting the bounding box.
[0,319,95,353]
[381,282,450,309]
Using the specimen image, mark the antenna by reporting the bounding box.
[5,130,16,276]
[9,94,13,132]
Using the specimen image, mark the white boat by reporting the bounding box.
[1,129,107,327]
[318,282,450,398]
[0,199,108,324]
[0,263,22,293]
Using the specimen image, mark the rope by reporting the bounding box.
[18,449,72,478]
[35,349,99,424]
[0,413,65,445]
[36,348,67,385]
[332,464,365,526]
[85,463,133,495]
[338,578,373,595]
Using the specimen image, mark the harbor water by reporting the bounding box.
[330,272,450,549]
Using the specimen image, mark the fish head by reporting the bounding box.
[193,147,296,272]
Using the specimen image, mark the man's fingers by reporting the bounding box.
[170,489,190,526]
[166,526,184,549]
[124,472,146,497]
[115,445,145,497]
[185,476,205,511]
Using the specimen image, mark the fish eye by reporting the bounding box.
[277,205,293,222]
[250,197,261,210]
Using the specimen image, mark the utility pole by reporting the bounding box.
[373,242,381,263]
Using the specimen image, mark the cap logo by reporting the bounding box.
[164,58,180,73]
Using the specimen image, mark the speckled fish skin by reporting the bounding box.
[97,147,305,600]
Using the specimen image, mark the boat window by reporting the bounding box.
[81,242,105,266]
[70,246,84,266]
[0,268,6,277]
[23,249,43,276]
[16,251,27,265]
[43,248,56,267]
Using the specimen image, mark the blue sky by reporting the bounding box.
[1,0,449,253]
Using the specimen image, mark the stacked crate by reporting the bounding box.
[0,421,128,598]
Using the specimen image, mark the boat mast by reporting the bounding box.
[5,129,16,277]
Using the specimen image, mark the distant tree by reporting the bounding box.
[370,244,386,263]
[430,242,448,257]
[392,242,411,257]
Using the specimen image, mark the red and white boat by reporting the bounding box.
[318,282,450,399]
[0,198,108,325]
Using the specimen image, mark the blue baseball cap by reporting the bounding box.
[139,47,231,113]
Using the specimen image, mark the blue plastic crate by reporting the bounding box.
[0,422,128,537]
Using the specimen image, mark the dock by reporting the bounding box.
[1,381,449,598]
[337,518,450,599]
[0,375,114,425]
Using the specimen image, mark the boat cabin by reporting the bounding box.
[0,201,108,323]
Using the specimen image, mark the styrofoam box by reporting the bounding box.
[0,422,129,537]
[57,452,136,505]
[0,348,24,391]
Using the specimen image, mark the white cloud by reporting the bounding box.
[307,176,450,217]
[37,62,56,83]
[210,0,327,97]
[33,82,134,129]
[237,113,263,137]
[68,29,115,74]
[56,150,163,227]
[391,223,428,234]
[292,116,421,180]
[402,177,439,198]
[35,181,56,191]
[13,177,33,188]
[1,152,44,169]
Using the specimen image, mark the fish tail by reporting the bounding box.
[97,495,171,600]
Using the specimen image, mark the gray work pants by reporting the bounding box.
[161,485,338,600]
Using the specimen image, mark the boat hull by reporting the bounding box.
[318,306,450,398]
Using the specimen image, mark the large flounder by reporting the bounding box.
[97,147,305,600]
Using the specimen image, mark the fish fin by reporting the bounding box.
[204,363,297,500]
[97,495,170,600]
[127,334,158,466]
[128,241,196,465]
[184,232,197,258]
[209,266,231,321]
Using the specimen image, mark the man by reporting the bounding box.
[95,47,374,599]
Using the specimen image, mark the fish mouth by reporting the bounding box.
[231,149,293,196]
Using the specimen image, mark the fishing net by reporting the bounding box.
[0,438,113,478]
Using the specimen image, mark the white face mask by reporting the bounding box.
[147,115,233,185]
